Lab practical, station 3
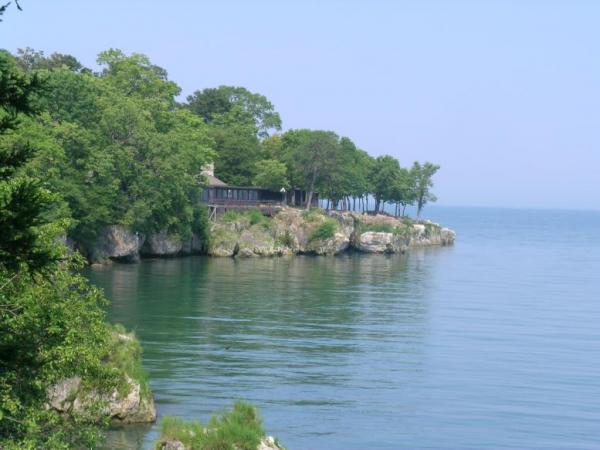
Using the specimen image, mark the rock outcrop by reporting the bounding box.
[87,227,205,263]
[208,208,455,258]
[157,436,283,450]
[90,225,144,263]
[46,329,156,425]
[357,231,406,253]
[84,209,455,263]
[46,375,156,425]
[141,231,205,257]
[141,231,184,257]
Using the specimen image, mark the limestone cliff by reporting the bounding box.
[83,208,455,263]
[207,208,455,257]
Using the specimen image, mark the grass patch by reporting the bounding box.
[424,222,437,238]
[247,209,273,230]
[310,219,337,241]
[276,230,294,248]
[155,402,266,450]
[301,208,324,222]
[359,222,395,233]
[221,210,242,223]
[248,208,264,226]
[104,324,149,397]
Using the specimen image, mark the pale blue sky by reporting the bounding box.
[1,1,599,209]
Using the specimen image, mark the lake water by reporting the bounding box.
[87,207,600,450]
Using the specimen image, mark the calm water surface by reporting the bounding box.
[87,207,600,450]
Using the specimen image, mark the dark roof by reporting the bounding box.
[205,174,228,187]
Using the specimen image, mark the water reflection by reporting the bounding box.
[88,253,437,449]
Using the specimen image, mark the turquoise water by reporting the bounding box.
[87,207,600,449]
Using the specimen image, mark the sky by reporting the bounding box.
[1,0,599,210]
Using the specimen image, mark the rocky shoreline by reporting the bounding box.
[46,329,156,426]
[77,208,455,264]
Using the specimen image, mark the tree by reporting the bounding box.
[320,137,359,210]
[12,49,215,248]
[389,167,416,217]
[97,48,180,103]
[0,51,56,271]
[411,161,440,219]
[253,159,289,191]
[186,85,281,137]
[0,1,22,21]
[282,129,340,209]
[16,47,86,73]
[209,104,262,185]
[368,155,401,213]
[0,48,120,450]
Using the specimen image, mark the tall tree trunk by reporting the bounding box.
[326,198,330,210]
[306,169,318,210]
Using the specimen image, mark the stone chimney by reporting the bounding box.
[201,163,214,177]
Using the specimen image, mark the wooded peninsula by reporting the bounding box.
[0,43,450,450]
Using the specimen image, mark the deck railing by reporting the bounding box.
[206,199,284,206]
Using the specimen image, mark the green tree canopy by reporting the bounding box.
[186,85,282,136]
[16,47,86,73]
[282,129,340,209]
[0,48,121,450]
[253,159,289,191]
[12,49,215,249]
[368,155,401,212]
[411,161,440,218]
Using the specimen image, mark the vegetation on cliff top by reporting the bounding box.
[1,42,441,257]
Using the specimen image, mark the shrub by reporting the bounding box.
[248,208,265,226]
[276,231,294,248]
[301,208,323,222]
[105,325,149,397]
[359,222,395,233]
[155,402,268,450]
[221,210,241,223]
[310,219,337,241]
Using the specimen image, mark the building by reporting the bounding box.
[200,164,318,215]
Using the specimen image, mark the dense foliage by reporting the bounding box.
[0,50,124,449]
[6,48,215,253]
[3,44,440,261]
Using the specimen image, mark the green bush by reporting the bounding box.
[248,208,265,226]
[310,219,337,241]
[221,210,241,223]
[192,206,211,251]
[105,325,149,397]
[359,222,395,233]
[155,402,268,450]
[276,231,294,248]
[301,208,323,222]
